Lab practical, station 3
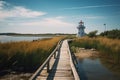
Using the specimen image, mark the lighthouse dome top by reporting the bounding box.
[79,20,84,25]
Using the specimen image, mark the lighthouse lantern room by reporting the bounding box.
[77,20,86,37]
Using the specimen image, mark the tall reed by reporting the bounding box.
[0,36,64,72]
[69,36,120,64]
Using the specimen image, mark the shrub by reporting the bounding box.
[88,30,98,38]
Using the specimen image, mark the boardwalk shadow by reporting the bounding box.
[46,46,61,80]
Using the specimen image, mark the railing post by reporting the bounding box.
[54,51,56,59]
[29,40,62,80]
[54,51,58,59]
[47,60,50,73]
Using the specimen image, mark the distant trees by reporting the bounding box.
[87,29,120,39]
[88,30,98,38]
[100,29,120,39]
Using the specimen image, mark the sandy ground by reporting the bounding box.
[0,72,32,80]
[75,48,99,59]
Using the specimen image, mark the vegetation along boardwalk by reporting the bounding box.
[29,40,80,80]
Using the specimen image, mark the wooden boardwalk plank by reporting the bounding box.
[37,40,74,80]
[37,77,74,80]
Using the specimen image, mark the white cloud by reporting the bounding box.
[84,16,105,19]
[71,15,105,20]
[0,1,6,9]
[7,17,75,33]
[0,1,46,19]
[17,18,73,27]
[55,16,65,19]
[0,1,4,9]
[12,6,46,18]
[63,5,120,10]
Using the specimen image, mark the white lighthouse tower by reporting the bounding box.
[77,20,86,37]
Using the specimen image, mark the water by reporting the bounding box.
[0,35,52,79]
[77,58,120,80]
[0,35,51,43]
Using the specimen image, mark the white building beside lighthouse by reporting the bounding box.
[77,20,86,37]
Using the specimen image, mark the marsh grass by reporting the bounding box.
[0,36,64,72]
[70,36,120,64]
[69,36,120,75]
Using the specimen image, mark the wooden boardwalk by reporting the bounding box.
[30,40,80,80]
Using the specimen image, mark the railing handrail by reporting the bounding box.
[29,40,62,80]
[67,39,80,80]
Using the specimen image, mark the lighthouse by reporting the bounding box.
[77,20,86,37]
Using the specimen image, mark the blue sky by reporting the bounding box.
[0,0,120,34]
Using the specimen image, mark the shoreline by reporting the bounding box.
[75,48,99,59]
[0,71,32,80]
[75,48,120,76]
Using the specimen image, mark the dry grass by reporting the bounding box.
[97,37,120,52]
[0,36,64,72]
[70,36,120,64]
[69,36,120,75]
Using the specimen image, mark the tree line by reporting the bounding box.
[87,29,120,39]
[100,29,120,39]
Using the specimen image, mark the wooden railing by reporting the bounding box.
[29,39,80,80]
[67,39,80,80]
[29,40,63,80]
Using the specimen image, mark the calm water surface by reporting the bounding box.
[0,35,51,43]
[78,58,120,80]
